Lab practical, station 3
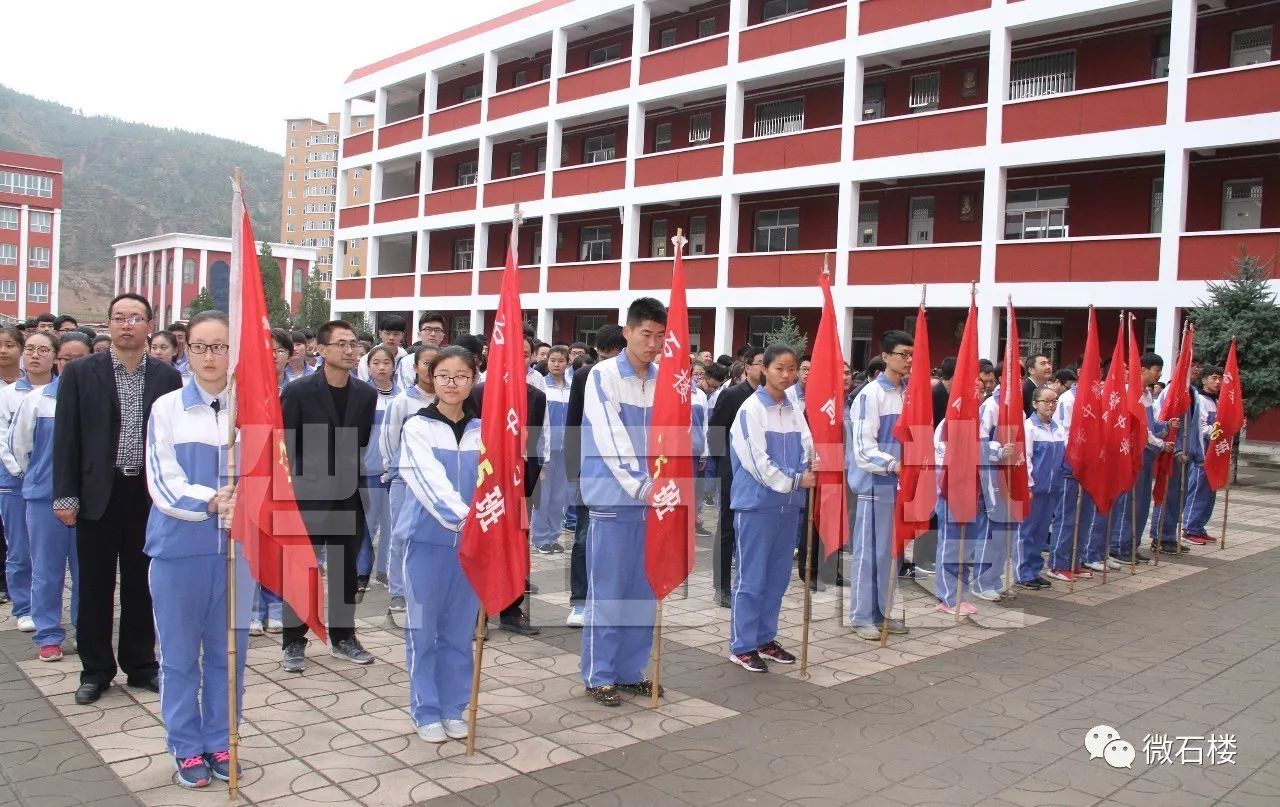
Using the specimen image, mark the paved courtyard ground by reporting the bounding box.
[1,480,1279,806]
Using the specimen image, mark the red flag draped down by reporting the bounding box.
[941,297,981,523]
[459,233,530,615]
[1204,339,1242,491]
[1091,321,1128,516]
[1124,315,1149,487]
[1153,325,1195,506]
[229,183,327,642]
[998,303,1029,520]
[805,269,850,559]
[644,237,695,600]
[892,306,934,555]
[1067,308,1103,499]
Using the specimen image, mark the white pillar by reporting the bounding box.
[619,203,640,295]
[284,256,296,310]
[977,25,1012,360]
[1153,304,1180,367]
[170,247,182,324]
[16,205,28,319]
[198,249,209,290]
[157,248,168,326]
[536,306,552,343]
[49,210,62,314]
[1159,0,1197,291]
[714,306,732,357]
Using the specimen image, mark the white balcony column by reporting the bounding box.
[717,191,739,291]
[198,249,208,290]
[976,25,1011,361]
[157,249,168,326]
[475,222,490,272]
[482,50,499,99]
[146,251,156,314]
[550,27,569,82]
[1158,149,1190,289]
[625,100,645,188]
[536,307,552,343]
[366,235,380,297]
[619,203,640,295]
[425,70,439,118]
[170,247,182,323]
[49,210,62,314]
[544,120,564,201]
[284,256,296,309]
[16,206,28,319]
[478,134,495,185]
[723,80,743,175]
[1159,0,1197,290]
[633,1,652,62]
[714,306,732,357]
[835,180,855,292]
[841,49,864,191]
[341,98,353,137]
[333,237,347,283]
[415,228,429,291]
[1153,304,1181,367]
[374,87,389,129]
[729,0,749,31]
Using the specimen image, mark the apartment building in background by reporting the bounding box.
[281,113,373,291]
[333,0,1280,435]
[0,150,62,320]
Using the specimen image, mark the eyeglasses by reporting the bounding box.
[432,374,474,386]
[22,346,53,356]
[889,351,914,359]
[421,326,446,335]
[109,315,147,326]
[188,343,230,355]
[274,348,292,357]
[323,340,359,352]
[1035,399,1058,406]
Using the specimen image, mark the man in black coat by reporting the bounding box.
[279,320,378,672]
[707,346,765,607]
[54,293,183,704]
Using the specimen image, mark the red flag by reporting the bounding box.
[998,302,1029,520]
[459,224,529,615]
[1204,338,1242,491]
[1067,308,1102,498]
[1124,315,1149,486]
[1153,324,1194,506]
[644,234,695,600]
[228,179,327,642]
[1091,319,1128,515]
[892,305,934,555]
[941,296,982,523]
[805,267,849,559]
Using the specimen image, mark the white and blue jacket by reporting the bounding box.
[398,405,481,548]
[1024,414,1067,494]
[692,386,708,461]
[729,387,813,511]
[580,354,656,515]
[379,385,435,482]
[362,384,398,478]
[143,379,230,559]
[0,377,36,492]
[846,373,905,495]
[785,382,805,412]
[6,379,60,500]
[1154,385,1203,462]
[543,374,571,454]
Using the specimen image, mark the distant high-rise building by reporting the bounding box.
[280,113,371,292]
[0,150,62,320]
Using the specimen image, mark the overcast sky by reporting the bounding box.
[1,0,527,153]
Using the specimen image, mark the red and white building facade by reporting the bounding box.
[112,234,318,327]
[332,0,1279,378]
[0,151,62,321]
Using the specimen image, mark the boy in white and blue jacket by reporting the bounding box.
[933,418,990,613]
[0,375,38,628]
[1150,380,1202,552]
[356,376,398,586]
[974,379,1024,599]
[1110,354,1169,561]
[1017,387,1067,588]
[378,347,436,607]
[1182,367,1221,542]
[531,347,573,552]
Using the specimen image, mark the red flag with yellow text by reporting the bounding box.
[1204,338,1242,491]
[1153,324,1195,506]
[892,306,934,554]
[998,302,1030,520]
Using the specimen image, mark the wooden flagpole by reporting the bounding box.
[955,524,967,623]
[1101,510,1112,585]
[650,601,664,708]
[226,168,242,801]
[1067,493,1084,593]
[465,609,487,756]
[1129,484,1138,575]
[1219,450,1234,550]
[799,484,816,675]
[1174,454,1189,556]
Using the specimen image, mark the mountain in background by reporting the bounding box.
[0,85,282,319]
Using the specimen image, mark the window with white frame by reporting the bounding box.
[1150,179,1163,233]
[689,215,708,254]
[293,268,303,289]
[1153,32,1171,79]
[353,187,362,197]
[542,62,553,81]
[289,156,297,165]
[753,97,804,137]
[290,139,297,148]
[27,282,48,303]
[587,43,622,67]
[290,121,299,131]
[288,172,297,181]
[0,172,53,198]
[513,70,528,87]
[353,169,364,179]
[858,201,879,247]
[356,118,368,128]
[574,314,607,345]
[654,123,673,152]
[536,145,547,172]
[1004,186,1070,239]
[286,222,296,232]
[652,219,669,257]
[584,133,616,163]
[1231,26,1273,67]
[28,246,50,268]
[1009,51,1076,100]
[660,28,677,49]
[754,207,800,252]
[689,113,712,143]
[350,255,360,267]
[461,83,482,102]
[850,316,873,369]
[530,229,543,262]
[183,258,195,283]
[580,226,612,261]
[1222,179,1263,230]
[0,208,17,230]
[453,238,474,270]
[698,17,717,38]
[762,0,807,22]
[0,280,14,301]
[457,160,478,186]
[508,151,523,176]
[908,73,940,111]
[0,245,15,265]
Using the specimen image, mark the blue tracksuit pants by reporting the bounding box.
[935,496,989,608]
[730,506,799,655]
[403,541,478,727]
[386,480,408,598]
[2,492,31,618]
[1150,459,1188,548]
[252,585,281,624]
[150,553,250,760]
[1016,480,1063,583]
[581,513,655,688]
[849,488,895,628]
[27,500,78,647]
[974,493,1014,595]
[1077,492,1106,565]
[532,451,573,549]
[358,476,391,579]
[1114,454,1156,556]
[1182,462,1215,536]
[1049,477,1102,570]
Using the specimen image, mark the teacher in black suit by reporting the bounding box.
[54,293,183,704]
[279,320,378,672]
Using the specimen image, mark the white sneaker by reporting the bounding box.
[266,619,284,634]
[565,605,585,628]
[417,722,448,743]
[443,719,469,739]
[1104,557,1124,570]
[248,620,265,636]
[16,615,34,632]
[1083,561,1107,573]
[973,589,1002,602]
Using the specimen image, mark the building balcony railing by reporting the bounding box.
[854,105,986,159]
[1002,80,1168,143]
[639,34,730,84]
[551,159,626,197]
[370,273,417,298]
[739,3,847,62]
[848,242,981,285]
[728,249,833,287]
[548,260,622,292]
[557,60,630,104]
[488,81,551,121]
[735,126,841,173]
[373,194,419,224]
[338,205,370,230]
[420,268,474,297]
[334,276,365,299]
[858,0,990,35]
[628,256,719,290]
[378,116,423,149]
[429,100,481,135]
[1178,229,1280,280]
[478,265,540,294]
[1186,61,1280,122]
[343,131,374,158]
[424,185,477,216]
[634,144,724,186]
[995,234,1160,282]
[483,173,546,207]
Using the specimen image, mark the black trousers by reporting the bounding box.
[569,503,589,604]
[283,503,362,646]
[76,474,156,686]
[714,475,735,595]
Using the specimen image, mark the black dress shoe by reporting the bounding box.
[127,674,160,693]
[499,610,541,636]
[74,681,108,705]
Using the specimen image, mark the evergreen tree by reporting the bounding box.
[258,242,293,328]
[1188,250,1280,418]
[297,270,332,332]
[340,311,373,337]
[762,312,808,355]
[186,287,218,318]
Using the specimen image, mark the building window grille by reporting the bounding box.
[28,282,49,303]
[689,113,712,143]
[698,17,716,38]
[1231,26,1273,67]
[453,238,474,270]
[689,216,708,254]
[909,73,940,111]
[0,208,17,230]
[660,28,677,49]
[753,207,799,252]
[1004,186,1070,239]
[587,43,622,67]
[654,123,673,152]
[652,219,668,257]
[456,160,478,186]
[27,246,50,269]
[580,226,612,261]
[0,280,15,301]
[1009,51,1076,100]
[753,97,804,137]
[584,133,616,163]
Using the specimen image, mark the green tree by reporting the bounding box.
[340,311,373,337]
[1188,249,1280,418]
[258,242,293,328]
[296,270,332,332]
[761,312,808,354]
[186,287,218,318]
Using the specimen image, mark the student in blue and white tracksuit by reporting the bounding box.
[0,358,39,632]
[579,298,665,706]
[846,330,913,641]
[249,328,295,635]
[398,346,481,744]
[727,346,813,672]
[1110,354,1169,562]
[357,345,399,589]
[531,346,573,553]
[1046,384,1101,580]
[973,381,1023,600]
[1016,386,1067,588]
[1182,367,1221,542]
[1150,381,1202,552]
[379,346,437,612]
[933,417,990,615]
[143,312,246,788]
